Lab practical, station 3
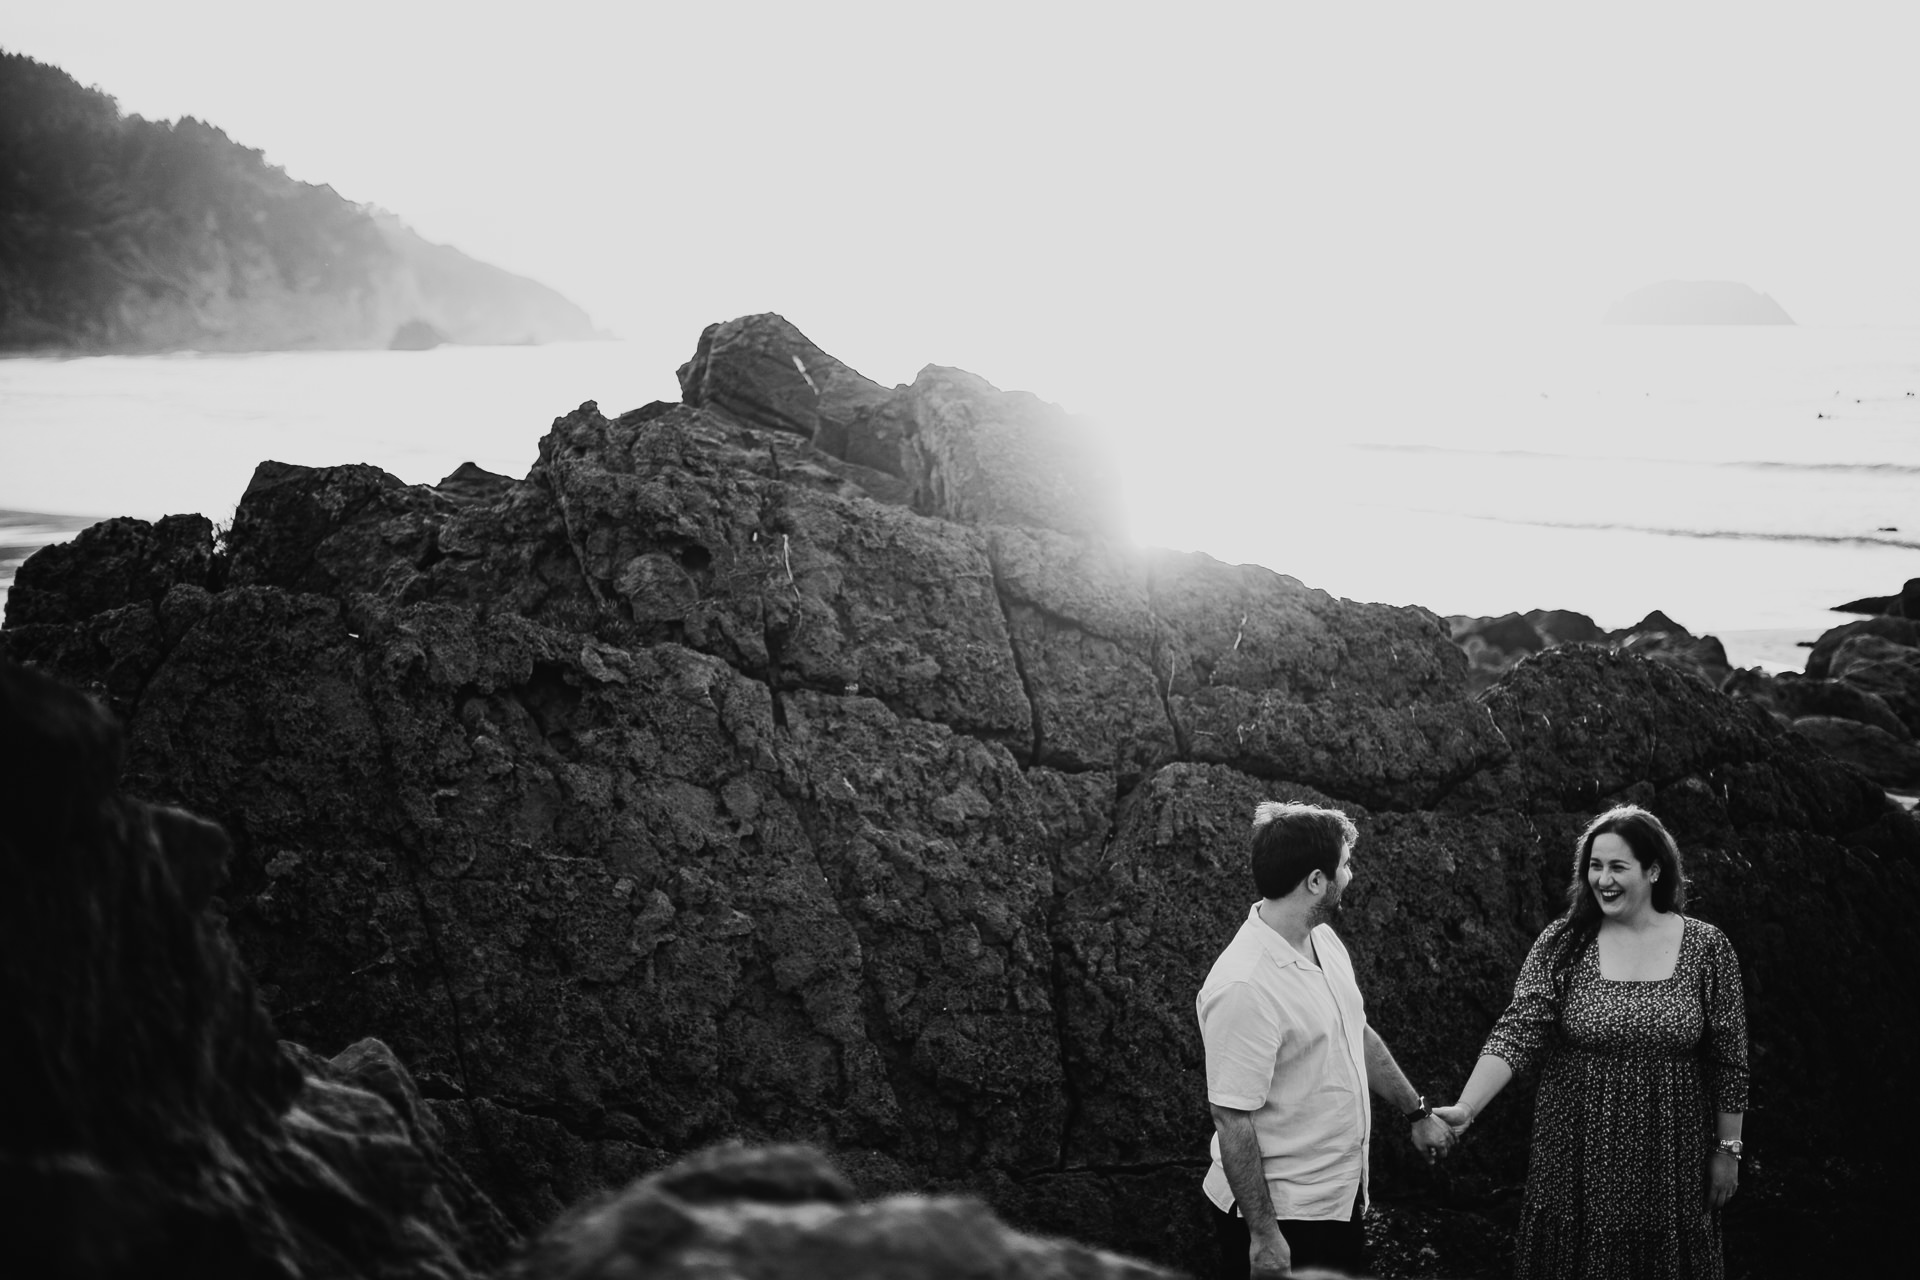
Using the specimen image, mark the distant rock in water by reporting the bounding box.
[1604,280,1795,325]
[390,319,448,350]
[1831,577,1920,618]
[0,51,598,353]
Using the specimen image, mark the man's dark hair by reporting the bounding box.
[1250,801,1358,900]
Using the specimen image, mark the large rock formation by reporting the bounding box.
[7,315,1915,1277]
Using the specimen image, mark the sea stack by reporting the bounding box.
[1605,280,1795,324]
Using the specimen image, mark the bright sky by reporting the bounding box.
[9,0,1920,390]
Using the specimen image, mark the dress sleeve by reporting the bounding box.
[1700,923,1751,1113]
[1479,925,1563,1078]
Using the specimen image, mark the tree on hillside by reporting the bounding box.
[0,50,388,349]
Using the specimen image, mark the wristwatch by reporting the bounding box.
[1714,1139,1743,1159]
[1404,1095,1433,1124]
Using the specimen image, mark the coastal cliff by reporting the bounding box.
[0,52,596,353]
[6,316,1915,1276]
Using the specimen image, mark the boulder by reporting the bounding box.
[1524,608,1605,645]
[437,461,517,504]
[1445,607,1730,693]
[1828,634,1920,737]
[1805,615,1920,678]
[1611,616,1733,689]
[226,459,452,597]
[1723,668,1912,742]
[678,312,895,449]
[3,513,218,628]
[1451,611,1546,654]
[1611,609,1690,639]
[1789,716,1920,791]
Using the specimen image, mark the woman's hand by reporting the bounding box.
[1705,1151,1739,1210]
[1433,1103,1474,1137]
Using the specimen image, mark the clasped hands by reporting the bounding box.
[1410,1104,1474,1165]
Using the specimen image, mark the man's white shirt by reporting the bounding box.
[1197,904,1372,1220]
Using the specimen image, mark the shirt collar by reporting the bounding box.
[1246,902,1320,970]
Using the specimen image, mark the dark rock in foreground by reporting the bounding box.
[0,657,510,1277]
[509,1142,1173,1280]
[7,314,1916,1277]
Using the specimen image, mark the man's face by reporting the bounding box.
[1314,842,1354,921]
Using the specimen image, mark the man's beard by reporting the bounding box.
[1312,880,1345,923]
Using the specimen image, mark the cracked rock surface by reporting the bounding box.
[7,314,1918,1277]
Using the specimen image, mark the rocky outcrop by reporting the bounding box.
[1449,608,1731,694]
[1829,576,1920,619]
[1709,583,1920,800]
[5,514,222,628]
[8,318,1916,1277]
[0,657,511,1277]
[680,315,1126,540]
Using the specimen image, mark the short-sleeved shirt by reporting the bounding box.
[1197,905,1372,1220]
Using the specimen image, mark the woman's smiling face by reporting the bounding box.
[1587,832,1657,918]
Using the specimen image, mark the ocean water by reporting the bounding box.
[3,326,1917,672]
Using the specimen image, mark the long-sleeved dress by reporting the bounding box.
[1481,915,1749,1280]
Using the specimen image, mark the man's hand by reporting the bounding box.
[1705,1151,1739,1211]
[1249,1220,1291,1278]
[1433,1104,1473,1137]
[1410,1113,1455,1163]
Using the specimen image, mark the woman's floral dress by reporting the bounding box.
[1482,916,1750,1279]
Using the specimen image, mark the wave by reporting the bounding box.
[1453,512,1920,550]
[1733,459,1920,476]
[1351,442,1920,476]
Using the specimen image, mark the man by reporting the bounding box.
[1197,801,1454,1278]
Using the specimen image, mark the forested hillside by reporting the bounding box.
[0,51,595,351]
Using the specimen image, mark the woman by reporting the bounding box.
[1438,806,1748,1279]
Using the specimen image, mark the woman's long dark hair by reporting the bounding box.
[1544,804,1687,987]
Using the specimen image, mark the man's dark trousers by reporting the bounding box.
[1211,1193,1366,1278]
